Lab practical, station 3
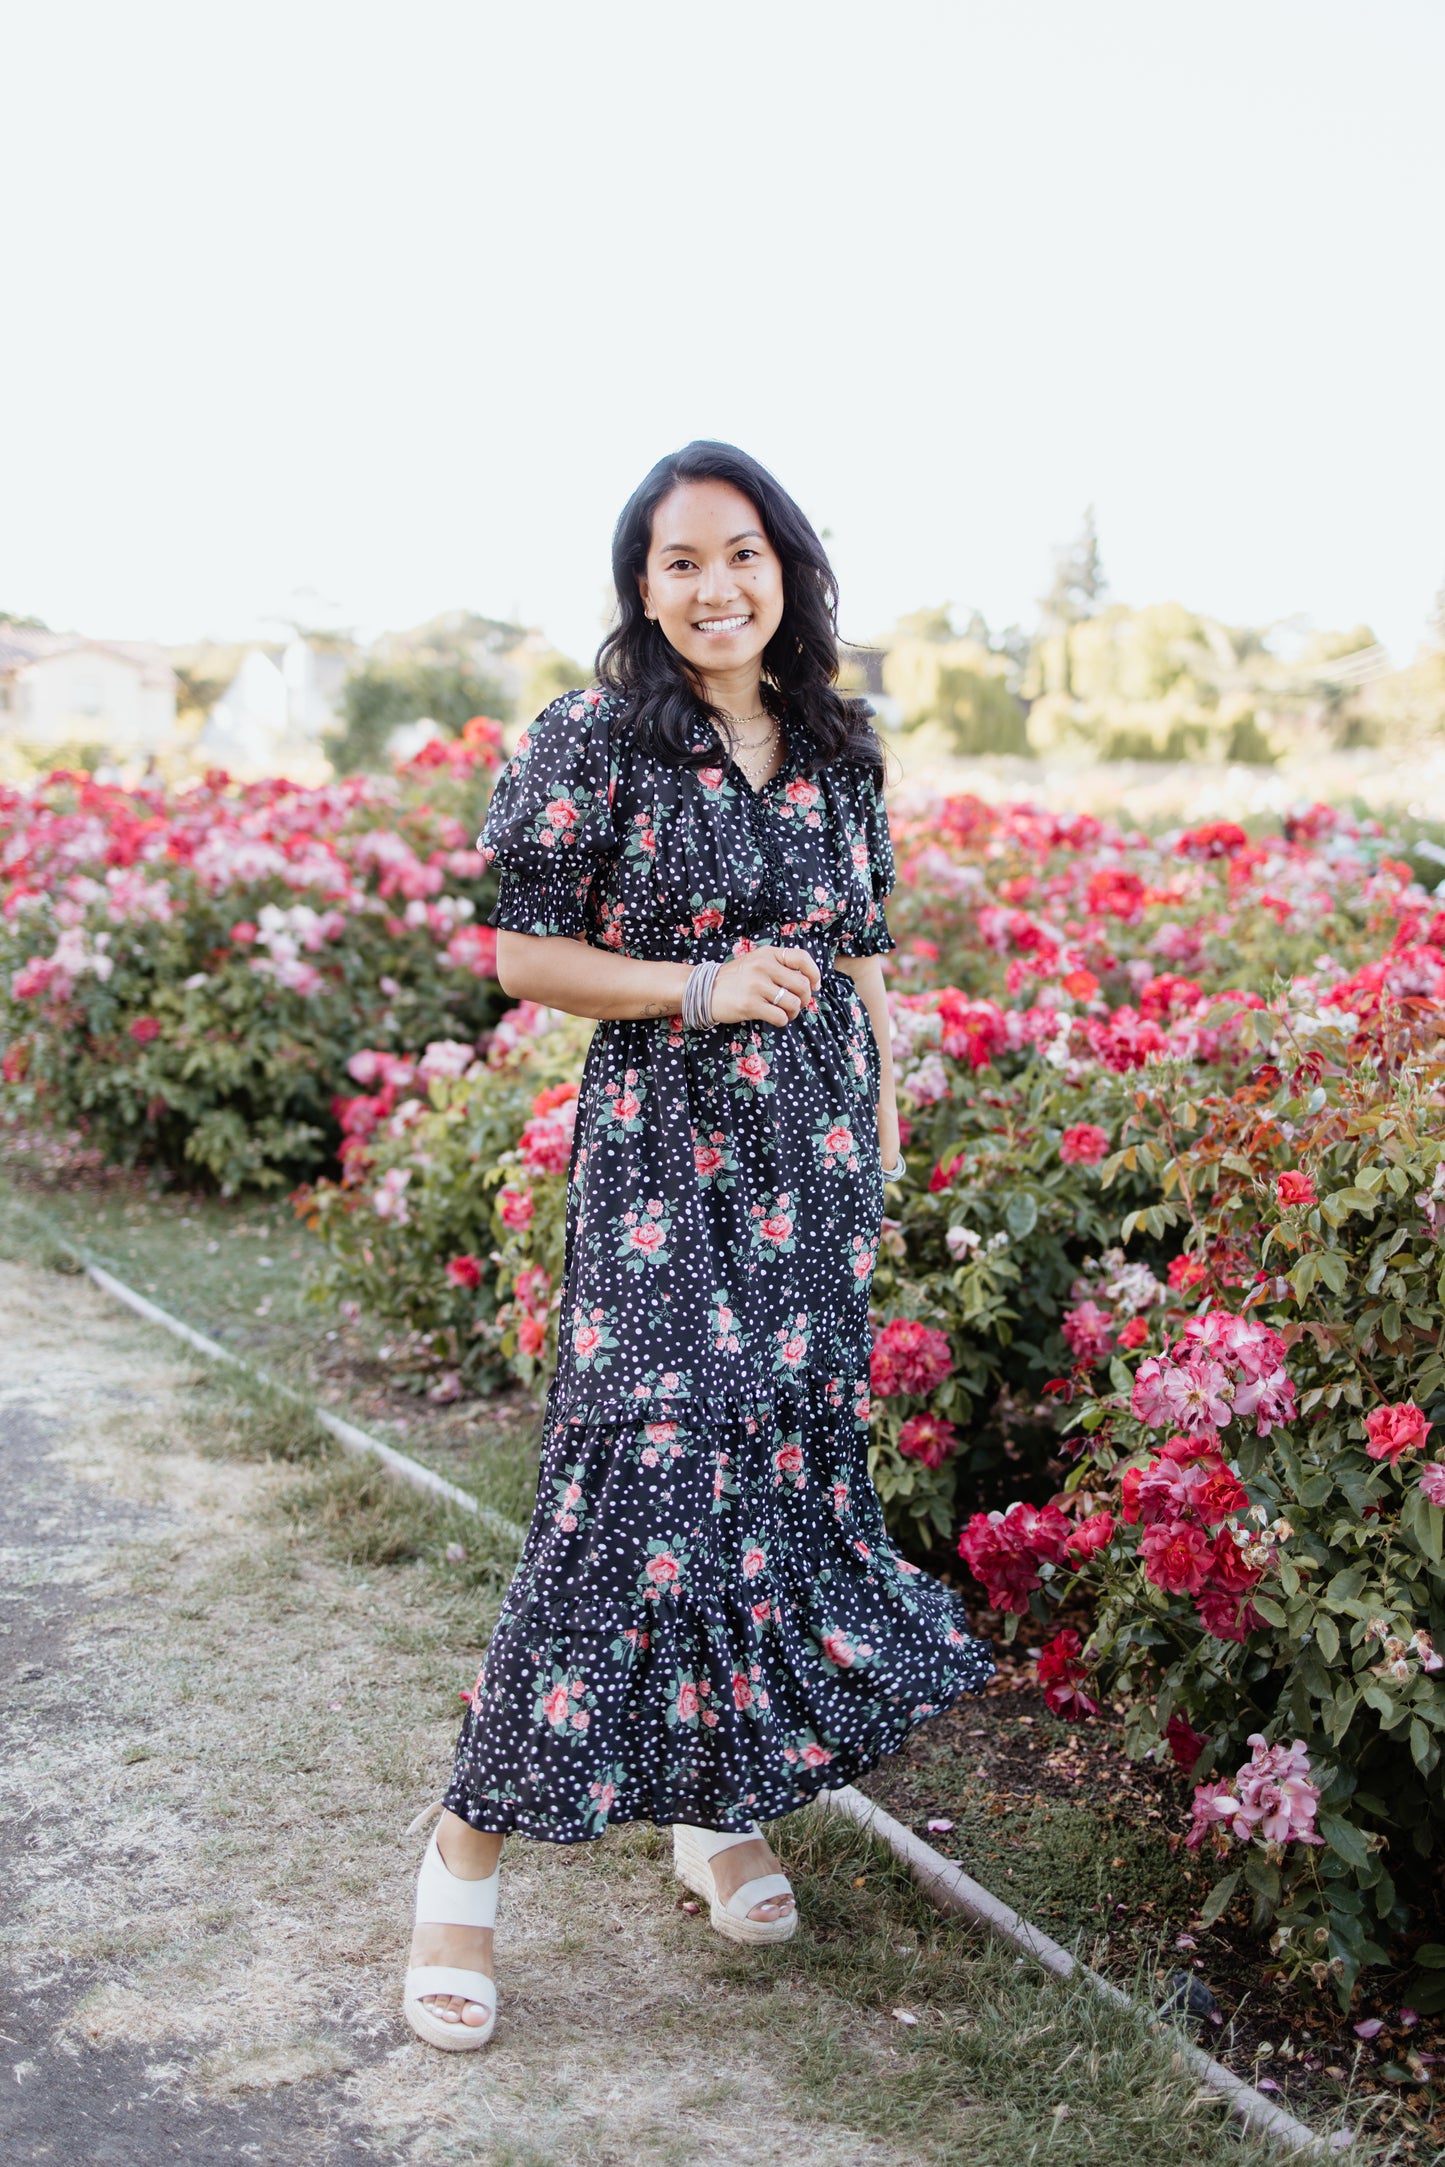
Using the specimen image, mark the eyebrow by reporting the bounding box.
[657,530,765,554]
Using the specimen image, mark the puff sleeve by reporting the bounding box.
[836,766,897,958]
[477,691,619,938]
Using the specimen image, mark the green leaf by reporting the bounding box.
[1004,1190,1038,1240]
[1251,1594,1288,1629]
[1318,1812,1373,1870]
[1315,1614,1340,1664]
[1412,1943,1445,1969]
[1108,1356,1134,1396]
[1197,1871,1240,1929]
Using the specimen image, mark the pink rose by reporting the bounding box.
[675,1680,699,1722]
[1365,1402,1432,1464]
[741,1545,766,1579]
[759,1212,793,1245]
[628,1220,667,1254]
[498,1186,534,1230]
[646,1551,679,1586]
[128,1015,163,1045]
[800,1742,833,1768]
[541,1684,570,1728]
[445,1254,483,1289]
[1419,1463,1445,1507]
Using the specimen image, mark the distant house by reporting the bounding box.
[0,629,177,753]
[197,637,347,778]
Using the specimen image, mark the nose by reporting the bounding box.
[695,561,741,608]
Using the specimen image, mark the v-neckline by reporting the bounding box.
[717,710,796,802]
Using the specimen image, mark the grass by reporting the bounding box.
[0,1152,542,1528]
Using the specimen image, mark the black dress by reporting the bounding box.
[444,689,993,1841]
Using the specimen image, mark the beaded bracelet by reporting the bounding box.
[682,959,722,1031]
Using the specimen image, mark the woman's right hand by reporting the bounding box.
[711,946,822,1028]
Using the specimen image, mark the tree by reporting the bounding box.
[1038,507,1107,695]
[329,657,506,774]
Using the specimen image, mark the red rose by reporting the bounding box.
[1066,1509,1115,1561]
[1060,1123,1109,1165]
[1036,1628,1099,1719]
[1275,1170,1317,1208]
[1139,1519,1214,1595]
[1116,1315,1149,1350]
[1195,1588,1264,1641]
[1365,1402,1432,1464]
[128,1016,162,1045]
[1165,1712,1208,1772]
[445,1254,483,1289]
[897,1412,959,1469]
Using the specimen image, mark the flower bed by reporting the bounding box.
[0,724,508,1191]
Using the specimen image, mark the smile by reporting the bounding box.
[693,614,752,635]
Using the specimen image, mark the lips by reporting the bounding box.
[693,614,752,635]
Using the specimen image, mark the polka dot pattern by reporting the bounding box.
[444,690,993,1842]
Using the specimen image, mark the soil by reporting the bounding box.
[864,1623,1445,2156]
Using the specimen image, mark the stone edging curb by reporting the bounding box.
[52,1240,528,1547]
[821,1784,1343,2157]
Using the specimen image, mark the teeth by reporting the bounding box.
[696,615,750,633]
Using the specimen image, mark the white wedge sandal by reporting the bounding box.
[673,1822,798,1945]
[402,1818,500,2051]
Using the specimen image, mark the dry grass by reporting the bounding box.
[0,1251,1386,2163]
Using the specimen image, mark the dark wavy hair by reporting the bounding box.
[595,440,882,782]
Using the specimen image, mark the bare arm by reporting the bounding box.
[496,931,821,1027]
[834,955,901,1168]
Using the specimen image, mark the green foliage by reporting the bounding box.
[330,657,507,774]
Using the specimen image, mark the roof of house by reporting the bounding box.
[0,630,176,687]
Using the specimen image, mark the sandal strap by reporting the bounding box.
[414,1827,500,1929]
[722,1872,793,1919]
[405,1966,496,2009]
[675,1822,761,1860]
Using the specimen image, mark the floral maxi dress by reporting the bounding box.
[444,689,993,1841]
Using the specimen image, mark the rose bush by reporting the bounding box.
[0,723,507,1189]
[952,993,1445,2005]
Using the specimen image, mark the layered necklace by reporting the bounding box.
[714,700,782,790]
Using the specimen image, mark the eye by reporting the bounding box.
[735,548,760,563]
[666,557,696,572]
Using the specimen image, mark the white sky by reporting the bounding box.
[3,1,1442,667]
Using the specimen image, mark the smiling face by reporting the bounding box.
[638,478,786,690]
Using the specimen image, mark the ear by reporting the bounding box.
[637,575,654,621]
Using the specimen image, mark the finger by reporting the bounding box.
[770,962,815,998]
[779,947,822,986]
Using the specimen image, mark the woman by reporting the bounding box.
[403,441,993,2049]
